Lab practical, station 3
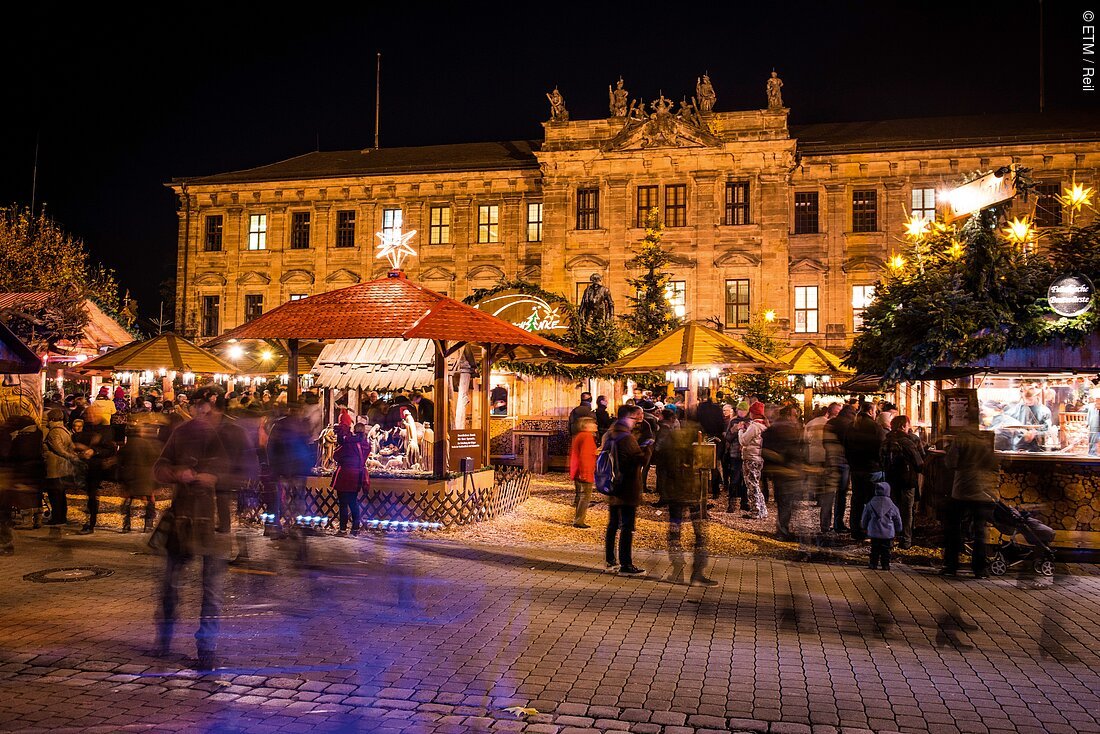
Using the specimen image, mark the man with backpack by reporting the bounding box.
[597,405,646,576]
[880,414,925,549]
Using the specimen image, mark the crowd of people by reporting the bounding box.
[567,388,974,580]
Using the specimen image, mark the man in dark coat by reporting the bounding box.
[568,392,594,435]
[594,395,613,438]
[153,386,231,670]
[696,390,726,499]
[266,402,314,535]
[827,403,856,532]
[411,390,435,425]
[603,405,646,576]
[654,420,716,585]
[843,401,886,542]
[762,406,806,542]
[880,414,925,549]
[942,427,999,578]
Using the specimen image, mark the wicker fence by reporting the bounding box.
[237,465,531,529]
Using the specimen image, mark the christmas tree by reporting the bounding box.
[623,208,680,344]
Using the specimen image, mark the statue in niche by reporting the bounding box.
[578,273,615,325]
[695,74,716,113]
[767,70,784,109]
[608,77,629,117]
[546,87,569,122]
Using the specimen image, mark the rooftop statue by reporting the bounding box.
[695,74,716,113]
[767,70,784,110]
[609,77,629,118]
[547,87,569,122]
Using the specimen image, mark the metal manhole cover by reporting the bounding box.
[24,566,114,583]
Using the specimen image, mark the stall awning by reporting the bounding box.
[78,333,237,375]
[779,342,853,376]
[313,338,436,391]
[605,322,789,373]
[0,322,43,375]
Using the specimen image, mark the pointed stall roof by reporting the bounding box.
[209,272,573,354]
[78,333,238,375]
[606,322,789,373]
[778,342,853,376]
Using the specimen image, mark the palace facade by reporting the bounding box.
[170,89,1100,350]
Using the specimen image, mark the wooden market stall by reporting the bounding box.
[605,322,789,415]
[78,333,238,399]
[778,341,854,415]
[0,321,45,421]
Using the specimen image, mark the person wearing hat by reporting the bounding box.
[739,402,770,520]
[42,408,92,525]
[87,386,117,426]
[722,401,751,512]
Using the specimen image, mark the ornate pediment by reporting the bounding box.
[280,269,315,284]
[789,257,828,274]
[468,264,506,281]
[713,250,762,267]
[566,254,609,270]
[603,95,720,151]
[194,271,226,287]
[420,266,456,281]
[325,268,360,284]
[518,265,542,281]
[842,255,886,273]
[236,271,271,286]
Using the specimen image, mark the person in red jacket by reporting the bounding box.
[570,416,598,528]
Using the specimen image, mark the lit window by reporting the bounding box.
[204,215,223,251]
[725,279,750,328]
[244,294,263,322]
[724,182,749,225]
[335,210,356,248]
[289,293,308,301]
[478,205,499,243]
[794,191,819,234]
[1034,182,1063,227]
[201,295,220,337]
[852,190,878,233]
[576,188,599,230]
[911,188,936,222]
[794,285,819,333]
[665,281,687,319]
[852,284,875,331]
[382,208,402,236]
[248,214,267,250]
[527,203,543,242]
[636,186,658,227]
[290,211,311,249]
[429,206,451,244]
[665,184,687,227]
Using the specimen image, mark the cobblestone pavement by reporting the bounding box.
[1,525,1099,734]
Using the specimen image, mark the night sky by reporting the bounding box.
[1,2,1095,317]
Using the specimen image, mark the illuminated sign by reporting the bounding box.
[944,167,1017,222]
[1048,274,1094,318]
[472,291,571,336]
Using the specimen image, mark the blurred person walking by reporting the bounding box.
[723,401,751,513]
[118,420,162,533]
[152,386,231,670]
[881,414,925,549]
[739,402,769,520]
[655,420,716,586]
[71,418,117,534]
[0,416,45,554]
[942,427,1000,578]
[569,416,598,528]
[762,405,806,542]
[809,403,842,533]
[827,402,856,533]
[843,401,886,542]
[266,402,314,536]
[602,405,646,576]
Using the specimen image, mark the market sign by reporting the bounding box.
[944,167,1017,222]
[1048,274,1094,317]
[472,291,571,336]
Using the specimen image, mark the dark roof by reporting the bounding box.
[177,140,540,185]
[0,321,42,374]
[791,111,1100,155]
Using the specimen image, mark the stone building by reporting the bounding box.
[170,83,1100,350]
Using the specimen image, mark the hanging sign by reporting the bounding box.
[1048,274,1094,318]
[944,167,1017,222]
[471,291,571,336]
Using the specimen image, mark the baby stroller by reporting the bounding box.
[987,501,1057,577]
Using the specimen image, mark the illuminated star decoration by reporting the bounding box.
[375,226,418,269]
[1057,179,1095,224]
[902,213,930,240]
[1002,216,1035,246]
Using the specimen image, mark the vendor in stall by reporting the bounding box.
[1010,388,1053,452]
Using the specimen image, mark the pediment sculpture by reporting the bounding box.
[603,93,720,151]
